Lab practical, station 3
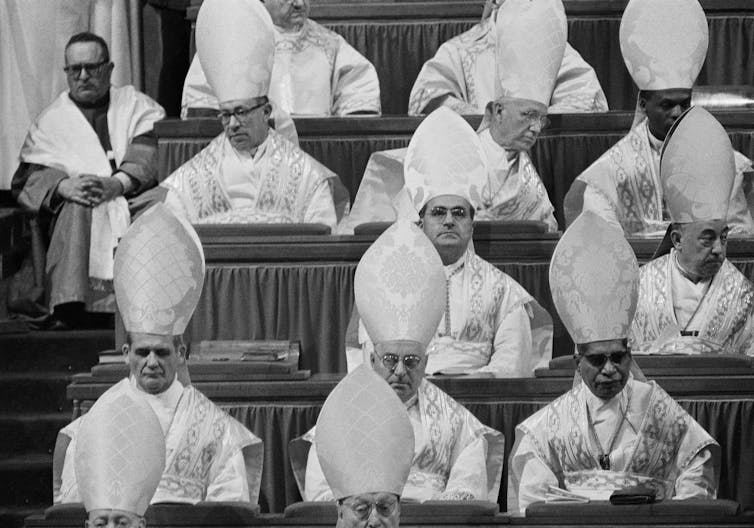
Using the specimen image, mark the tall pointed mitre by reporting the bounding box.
[196,0,275,102]
[114,204,205,335]
[316,364,414,499]
[75,391,165,515]
[494,0,566,105]
[403,107,487,214]
[620,0,708,90]
[660,106,735,223]
[355,220,446,346]
[550,211,639,344]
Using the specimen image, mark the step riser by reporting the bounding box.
[0,468,51,505]
[0,379,71,413]
[1,333,112,372]
[0,417,70,457]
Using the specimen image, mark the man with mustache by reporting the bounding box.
[340,0,564,234]
[11,32,165,329]
[566,0,753,237]
[408,0,607,116]
[182,0,380,117]
[508,211,719,515]
[54,204,263,505]
[293,220,504,503]
[629,107,754,356]
[160,0,344,228]
[347,108,552,378]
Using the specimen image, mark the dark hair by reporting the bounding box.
[418,202,475,221]
[65,32,110,62]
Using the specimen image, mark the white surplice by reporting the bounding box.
[294,379,504,502]
[407,18,608,116]
[56,377,263,504]
[182,19,380,117]
[508,378,718,515]
[161,128,338,229]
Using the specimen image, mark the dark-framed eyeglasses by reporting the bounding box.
[582,351,629,369]
[521,110,550,129]
[339,496,399,520]
[217,99,268,124]
[63,60,110,78]
[373,351,422,372]
[428,205,469,220]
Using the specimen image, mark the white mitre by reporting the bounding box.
[114,203,205,336]
[316,364,414,499]
[75,391,165,515]
[355,220,446,347]
[550,211,639,344]
[196,0,275,102]
[620,0,708,91]
[494,0,566,106]
[402,107,487,215]
[661,106,735,223]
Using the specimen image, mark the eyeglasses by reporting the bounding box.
[521,110,550,129]
[63,60,110,77]
[373,351,422,372]
[340,497,398,520]
[582,351,629,369]
[428,206,469,220]
[217,100,268,124]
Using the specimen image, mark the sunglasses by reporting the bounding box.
[373,352,422,372]
[582,351,629,368]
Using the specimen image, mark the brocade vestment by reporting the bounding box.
[337,129,557,234]
[161,128,340,228]
[56,377,263,504]
[574,119,754,236]
[348,249,553,378]
[294,379,504,502]
[508,378,718,515]
[629,251,754,355]
[182,19,380,117]
[407,18,608,116]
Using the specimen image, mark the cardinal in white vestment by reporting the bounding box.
[55,204,264,505]
[508,211,719,516]
[345,108,553,378]
[181,0,380,117]
[315,365,415,528]
[292,220,505,503]
[74,384,164,528]
[12,32,165,325]
[408,0,607,116]
[567,0,754,237]
[340,0,569,235]
[629,107,754,356]
[161,0,342,229]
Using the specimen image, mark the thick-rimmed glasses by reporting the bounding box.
[582,351,629,369]
[63,60,110,78]
[217,99,268,124]
[339,496,398,520]
[372,351,422,372]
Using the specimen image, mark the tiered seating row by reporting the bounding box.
[186,0,754,112]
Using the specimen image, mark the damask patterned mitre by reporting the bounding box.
[196,0,275,101]
[355,220,446,346]
[620,0,708,90]
[549,211,639,344]
[316,364,414,499]
[494,0,566,106]
[114,204,205,336]
[660,106,735,223]
[75,392,165,515]
[403,107,487,213]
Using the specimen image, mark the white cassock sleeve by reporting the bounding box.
[304,178,337,230]
[331,36,381,116]
[581,184,622,230]
[673,446,718,500]
[303,442,335,501]
[475,303,532,378]
[507,433,559,516]
[440,435,489,500]
[205,448,251,502]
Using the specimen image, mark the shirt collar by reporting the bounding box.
[582,379,629,413]
[130,374,183,409]
[646,126,664,153]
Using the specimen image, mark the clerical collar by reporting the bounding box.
[404,394,418,410]
[444,252,466,276]
[646,126,664,154]
[129,374,183,409]
[68,91,110,110]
